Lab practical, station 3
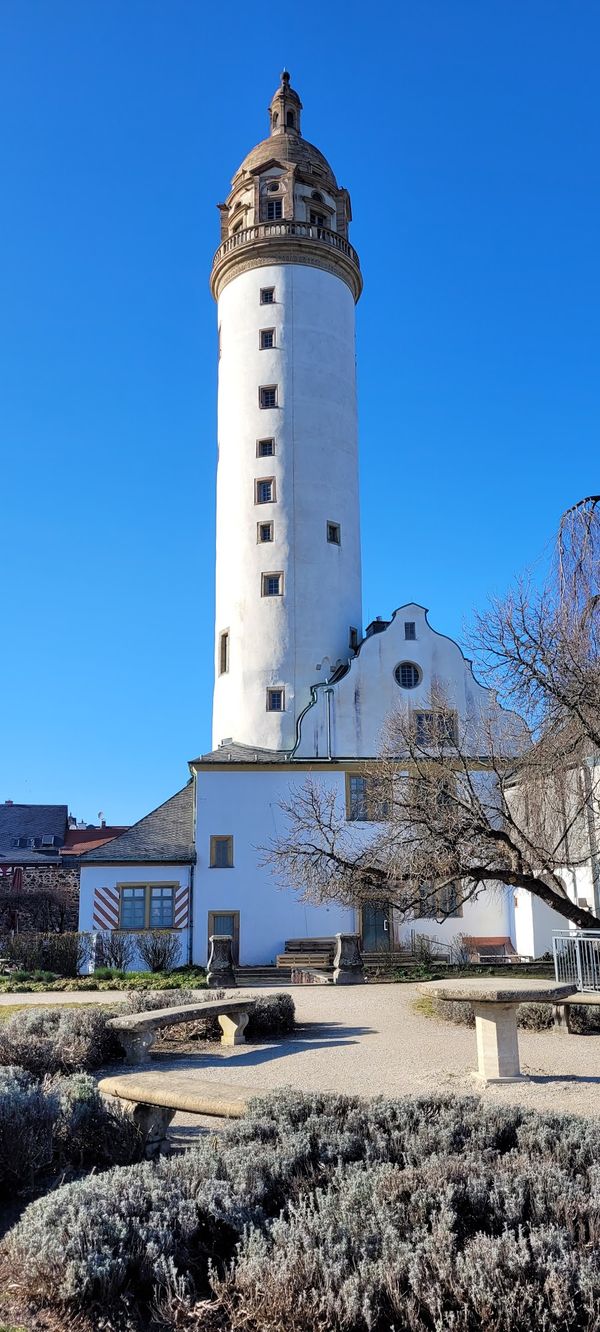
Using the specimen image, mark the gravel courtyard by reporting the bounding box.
[2,982,598,1126]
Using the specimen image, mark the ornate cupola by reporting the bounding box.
[210,72,362,303]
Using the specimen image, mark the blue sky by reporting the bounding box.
[0,1,598,823]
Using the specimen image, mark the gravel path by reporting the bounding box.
[2,983,598,1128]
[158,983,600,1129]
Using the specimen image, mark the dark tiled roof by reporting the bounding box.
[0,803,68,862]
[191,741,290,765]
[79,784,195,863]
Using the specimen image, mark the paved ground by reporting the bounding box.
[2,984,598,1131]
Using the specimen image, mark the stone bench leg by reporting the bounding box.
[117,1030,157,1065]
[553,1003,574,1033]
[473,1002,526,1083]
[218,1008,249,1047]
[102,1095,175,1159]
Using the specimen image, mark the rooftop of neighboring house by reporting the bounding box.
[0,802,69,863]
[0,802,128,864]
[62,826,129,856]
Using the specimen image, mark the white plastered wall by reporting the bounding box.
[213,262,362,753]
[192,767,513,965]
[78,863,192,970]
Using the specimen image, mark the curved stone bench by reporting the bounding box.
[422,979,576,1084]
[99,1070,263,1156]
[107,997,256,1065]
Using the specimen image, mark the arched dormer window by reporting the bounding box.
[311,191,324,203]
[286,110,295,128]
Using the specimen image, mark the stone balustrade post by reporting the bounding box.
[333,933,365,985]
[207,934,237,988]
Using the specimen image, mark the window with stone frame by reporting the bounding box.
[255,477,275,504]
[346,773,392,822]
[266,687,285,712]
[262,571,283,597]
[210,836,234,869]
[119,884,175,930]
[259,385,278,409]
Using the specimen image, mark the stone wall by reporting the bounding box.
[0,863,79,933]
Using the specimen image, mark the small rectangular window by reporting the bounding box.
[219,630,229,675]
[349,627,359,650]
[327,521,341,545]
[262,571,283,597]
[258,521,274,543]
[404,621,416,640]
[267,687,285,712]
[210,835,233,868]
[257,438,274,457]
[259,385,278,409]
[260,329,275,349]
[267,200,282,220]
[255,477,275,504]
[260,287,275,304]
[120,887,146,929]
[310,210,326,227]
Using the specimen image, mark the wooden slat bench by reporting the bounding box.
[107,997,256,1065]
[276,952,332,969]
[99,1070,264,1156]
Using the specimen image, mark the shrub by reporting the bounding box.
[421,996,564,1031]
[0,1006,121,1078]
[0,1068,57,1193]
[247,992,295,1037]
[567,1003,600,1034]
[0,1069,141,1196]
[7,1090,600,1329]
[123,988,199,1013]
[94,930,137,973]
[2,932,90,978]
[136,931,182,973]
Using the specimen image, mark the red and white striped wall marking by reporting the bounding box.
[92,885,120,930]
[92,883,190,931]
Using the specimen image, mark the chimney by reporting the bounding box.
[4,800,13,806]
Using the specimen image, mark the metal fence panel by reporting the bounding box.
[553,931,600,992]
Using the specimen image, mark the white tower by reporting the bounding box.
[211,72,363,751]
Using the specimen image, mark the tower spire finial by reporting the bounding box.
[268,69,302,137]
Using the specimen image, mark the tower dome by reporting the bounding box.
[210,72,361,303]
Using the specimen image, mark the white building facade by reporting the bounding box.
[78,73,565,967]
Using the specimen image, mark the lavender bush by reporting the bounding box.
[5,1091,600,1330]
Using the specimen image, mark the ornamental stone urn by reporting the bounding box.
[333,933,365,985]
[207,934,237,988]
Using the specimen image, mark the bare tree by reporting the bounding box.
[265,500,600,933]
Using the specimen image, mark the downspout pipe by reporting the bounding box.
[289,679,335,761]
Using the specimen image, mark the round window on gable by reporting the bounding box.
[394,661,422,689]
[267,181,279,193]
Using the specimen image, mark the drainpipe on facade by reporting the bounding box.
[289,679,336,761]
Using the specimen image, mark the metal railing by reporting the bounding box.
[553,930,600,991]
[212,221,361,270]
